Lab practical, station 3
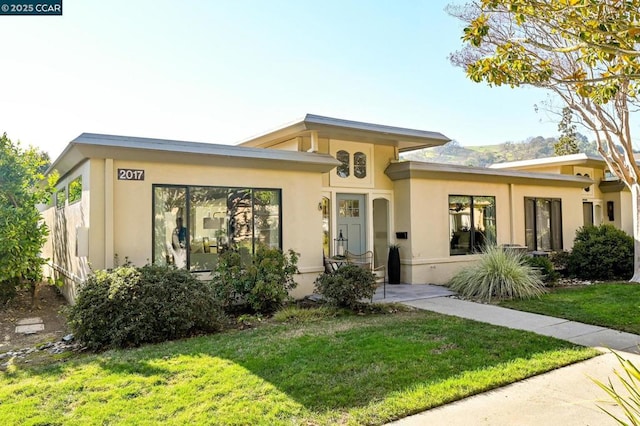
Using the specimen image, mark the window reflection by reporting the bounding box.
[153,186,187,268]
[449,195,496,255]
[336,150,350,178]
[525,197,562,251]
[339,199,360,217]
[153,185,282,271]
[354,152,367,179]
[322,197,330,256]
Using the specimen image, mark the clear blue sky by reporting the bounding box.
[1,0,563,159]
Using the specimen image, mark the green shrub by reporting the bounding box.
[212,246,299,314]
[211,249,248,310]
[68,264,224,350]
[0,277,19,304]
[568,225,633,280]
[549,250,571,276]
[448,245,545,302]
[314,264,377,309]
[524,255,559,285]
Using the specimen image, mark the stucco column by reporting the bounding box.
[308,130,319,153]
[104,158,114,268]
[509,183,515,244]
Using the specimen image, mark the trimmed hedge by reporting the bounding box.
[68,264,224,350]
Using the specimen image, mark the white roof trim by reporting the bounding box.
[386,161,594,187]
[489,153,604,169]
[237,113,451,152]
[47,132,340,177]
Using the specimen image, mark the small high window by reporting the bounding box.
[336,150,350,178]
[354,152,367,179]
[56,188,66,209]
[68,176,82,204]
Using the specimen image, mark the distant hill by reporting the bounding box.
[402,134,600,167]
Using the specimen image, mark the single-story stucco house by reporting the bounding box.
[40,114,628,303]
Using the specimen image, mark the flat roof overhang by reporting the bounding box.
[48,133,340,178]
[599,179,627,193]
[489,153,606,170]
[237,114,451,152]
[386,161,594,187]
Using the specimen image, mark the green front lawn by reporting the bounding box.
[500,283,640,335]
[0,310,596,425]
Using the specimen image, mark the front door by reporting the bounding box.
[336,193,366,255]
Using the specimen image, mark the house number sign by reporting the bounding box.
[117,168,145,181]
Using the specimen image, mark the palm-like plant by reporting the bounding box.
[593,351,640,425]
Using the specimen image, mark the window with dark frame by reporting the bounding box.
[152,185,282,272]
[449,195,496,256]
[524,197,563,251]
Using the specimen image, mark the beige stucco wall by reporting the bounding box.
[44,155,327,302]
[500,162,632,231]
[618,189,633,236]
[41,160,91,301]
[510,184,584,249]
[394,178,509,284]
[393,177,586,285]
[105,159,325,299]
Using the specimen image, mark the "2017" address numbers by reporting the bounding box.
[117,168,145,181]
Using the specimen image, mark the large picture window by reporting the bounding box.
[153,185,281,271]
[449,195,496,255]
[525,198,562,251]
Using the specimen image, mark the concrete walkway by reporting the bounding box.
[374,285,640,425]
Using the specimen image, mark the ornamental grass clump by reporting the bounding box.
[448,245,545,302]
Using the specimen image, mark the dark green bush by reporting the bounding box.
[212,246,299,314]
[0,277,19,304]
[314,264,377,309]
[549,250,571,276]
[524,255,559,285]
[68,264,224,350]
[568,225,633,280]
